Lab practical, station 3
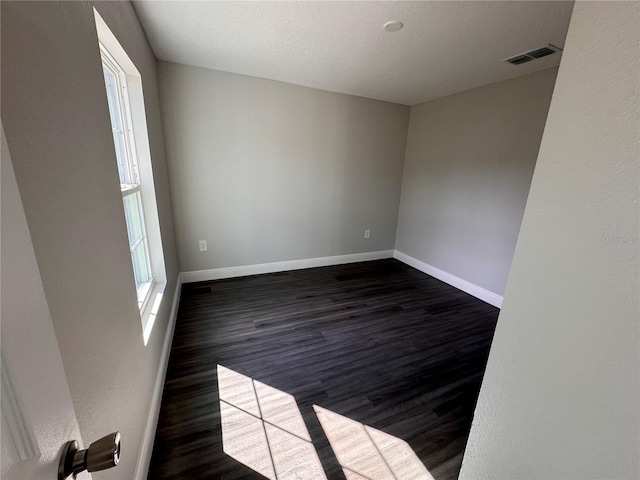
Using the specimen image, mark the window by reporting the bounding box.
[101,48,154,309]
[95,8,166,345]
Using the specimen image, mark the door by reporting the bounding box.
[1,123,91,480]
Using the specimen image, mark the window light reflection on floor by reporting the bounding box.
[314,405,435,480]
[217,364,434,480]
[217,365,326,480]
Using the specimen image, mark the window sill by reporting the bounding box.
[141,281,166,346]
[138,280,153,311]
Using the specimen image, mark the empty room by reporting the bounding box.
[1,1,638,480]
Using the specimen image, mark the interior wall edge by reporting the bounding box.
[395,66,559,298]
[393,250,503,308]
[133,276,183,479]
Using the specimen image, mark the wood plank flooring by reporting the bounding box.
[148,259,499,480]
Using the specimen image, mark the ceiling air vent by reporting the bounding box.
[504,44,562,66]
[507,54,533,65]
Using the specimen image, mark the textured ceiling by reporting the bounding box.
[133,1,574,106]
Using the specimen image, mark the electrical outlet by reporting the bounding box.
[364,229,371,239]
[199,240,208,252]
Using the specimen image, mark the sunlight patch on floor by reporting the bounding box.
[265,423,325,480]
[343,467,375,480]
[314,405,434,480]
[218,364,433,480]
[217,365,326,480]
[217,364,260,417]
[220,400,276,479]
[255,380,312,442]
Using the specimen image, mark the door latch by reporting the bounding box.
[58,431,120,479]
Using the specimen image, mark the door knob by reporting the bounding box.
[58,431,121,479]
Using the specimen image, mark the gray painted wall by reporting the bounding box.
[1,124,86,479]
[396,67,558,296]
[461,2,639,478]
[1,2,178,478]
[157,62,409,272]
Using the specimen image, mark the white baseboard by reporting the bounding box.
[180,250,394,284]
[393,250,503,308]
[134,275,182,479]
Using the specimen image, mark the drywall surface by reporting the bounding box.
[460,2,639,479]
[1,124,87,479]
[1,2,178,478]
[158,62,409,272]
[395,67,558,297]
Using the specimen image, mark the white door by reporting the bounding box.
[1,123,91,480]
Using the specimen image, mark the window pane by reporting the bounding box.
[131,241,151,291]
[123,192,145,247]
[100,47,159,314]
[102,63,132,184]
[112,131,129,184]
[102,65,124,132]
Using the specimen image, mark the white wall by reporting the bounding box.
[1,124,87,480]
[396,67,558,297]
[158,62,409,273]
[460,2,639,478]
[1,2,178,478]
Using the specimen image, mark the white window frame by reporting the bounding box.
[101,48,140,185]
[95,8,167,345]
[101,46,155,312]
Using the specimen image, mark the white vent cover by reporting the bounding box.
[503,44,562,65]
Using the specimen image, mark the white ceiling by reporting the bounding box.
[133,1,574,106]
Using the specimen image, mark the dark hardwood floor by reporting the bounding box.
[148,259,499,480]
